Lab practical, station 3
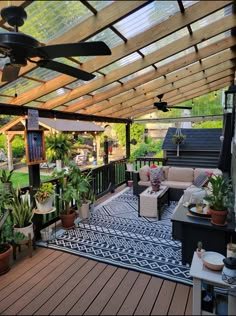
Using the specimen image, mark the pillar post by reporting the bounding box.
[126,123,131,159]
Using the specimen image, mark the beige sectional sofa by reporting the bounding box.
[132,165,222,200]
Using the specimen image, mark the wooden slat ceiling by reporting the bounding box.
[0,0,235,121]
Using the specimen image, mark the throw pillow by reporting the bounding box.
[139,165,150,182]
[190,190,206,204]
[192,173,209,188]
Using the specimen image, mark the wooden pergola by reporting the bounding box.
[0,1,234,120]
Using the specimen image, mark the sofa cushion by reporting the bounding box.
[162,180,192,189]
[167,167,194,182]
[139,165,150,182]
[194,168,222,181]
[162,166,169,180]
[182,186,204,203]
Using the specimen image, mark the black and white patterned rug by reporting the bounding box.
[39,188,192,286]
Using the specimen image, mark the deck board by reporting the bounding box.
[0,247,192,316]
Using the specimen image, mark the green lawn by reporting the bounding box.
[0,172,52,189]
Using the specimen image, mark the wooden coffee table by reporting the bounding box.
[138,185,169,220]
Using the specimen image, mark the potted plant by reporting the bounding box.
[0,169,14,190]
[45,132,73,171]
[204,175,233,226]
[0,189,13,275]
[78,171,94,219]
[10,188,34,241]
[126,156,135,172]
[35,182,54,213]
[196,241,205,258]
[172,132,186,157]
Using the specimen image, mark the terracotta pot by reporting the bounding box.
[0,244,12,275]
[60,211,76,229]
[209,208,228,226]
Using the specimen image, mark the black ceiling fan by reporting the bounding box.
[0,6,111,82]
[154,94,192,112]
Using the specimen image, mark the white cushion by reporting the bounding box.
[162,180,192,189]
[139,165,150,182]
[167,167,194,182]
[182,187,204,203]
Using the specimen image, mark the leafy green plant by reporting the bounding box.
[10,189,33,228]
[45,132,73,164]
[204,175,233,211]
[172,133,186,145]
[0,169,14,183]
[35,182,54,203]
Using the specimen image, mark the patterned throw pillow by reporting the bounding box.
[149,167,164,183]
[192,173,209,188]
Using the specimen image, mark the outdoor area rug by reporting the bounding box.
[38,188,192,286]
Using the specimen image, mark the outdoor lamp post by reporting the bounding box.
[224,84,236,113]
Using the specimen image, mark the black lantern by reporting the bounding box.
[224,84,236,112]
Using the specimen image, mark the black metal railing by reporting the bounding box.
[18,158,127,237]
[135,157,167,170]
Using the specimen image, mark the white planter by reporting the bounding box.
[40,227,53,241]
[56,159,62,172]
[79,202,90,219]
[126,163,133,171]
[14,223,34,242]
[35,196,54,213]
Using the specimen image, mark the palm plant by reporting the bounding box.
[0,169,14,183]
[45,132,73,165]
[10,189,33,228]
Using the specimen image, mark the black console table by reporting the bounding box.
[171,203,236,265]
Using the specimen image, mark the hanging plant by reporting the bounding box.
[172,133,186,145]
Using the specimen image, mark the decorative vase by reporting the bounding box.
[36,196,54,213]
[209,208,228,226]
[151,184,160,192]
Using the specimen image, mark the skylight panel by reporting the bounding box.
[182,1,199,9]
[22,1,93,43]
[99,52,141,74]
[37,88,68,102]
[191,6,232,32]
[0,77,40,96]
[140,28,188,55]
[90,82,120,95]
[120,66,154,83]
[65,80,85,90]
[26,67,60,81]
[0,96,13,103]
[87,1,113,11]
[64,95,91,106]
[155,48,195,68]
[25,101,43,107]
[114,1,179,39]
[197,31,231,50]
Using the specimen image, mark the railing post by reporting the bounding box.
[104,136,109,164]
[126,123,131,158]
[110,162,116,193]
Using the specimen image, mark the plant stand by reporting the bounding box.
[12,232,36,260]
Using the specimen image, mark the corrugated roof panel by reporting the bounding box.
[114,1,179,39]
[87,1,113,11]
[0,77,41,95]
[64,95,91,106]
[99,52,141,74]
[140,27,189,56]
[37,88,68,102]
[197,31,231,50]
[155,47,195,68]
[182,1,199,9]
[120,66,154,83]
[191,5,232,32]
[22,1,93,43]
[91,82,120,95]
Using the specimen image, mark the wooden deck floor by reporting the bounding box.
[0,247,192,315]
[0,187,192,315]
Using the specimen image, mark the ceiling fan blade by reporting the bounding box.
[171,106,192,110]
[30,42,112,59]
[1,63,20,82]
[37,60,95,81]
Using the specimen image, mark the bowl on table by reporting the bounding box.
[201,251,225,271]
